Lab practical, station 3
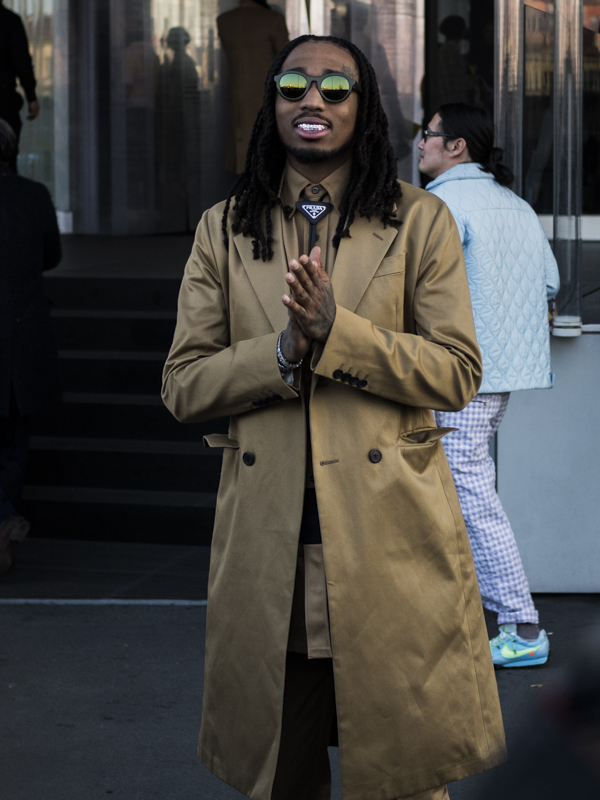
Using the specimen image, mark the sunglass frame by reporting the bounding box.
[422,129,455,142]
[274,71,361,103]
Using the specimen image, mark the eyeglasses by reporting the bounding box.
[274,71,361,103]
[422,129,454,143]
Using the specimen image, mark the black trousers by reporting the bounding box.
[0,96,23,172]
[270,654,450,800]
[271,653,337,800]
[0,410,31,517]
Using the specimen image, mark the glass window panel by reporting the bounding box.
[424,0,494,126]
[5,0,55,200]
[333,0,424,184]
[523,5,554,213]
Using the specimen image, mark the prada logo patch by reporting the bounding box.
[303,204,327,220]
[296,200,333,223]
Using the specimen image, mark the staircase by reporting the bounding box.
[22,271,227,545]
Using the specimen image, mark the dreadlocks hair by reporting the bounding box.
[221,35,402,261]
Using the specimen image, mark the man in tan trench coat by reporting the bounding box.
[163,35,506,800]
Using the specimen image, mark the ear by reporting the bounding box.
[449,138,469,159]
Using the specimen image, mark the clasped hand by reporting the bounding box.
[280,246,336,364]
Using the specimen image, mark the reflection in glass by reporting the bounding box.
[155,26,201,231]
[523,6,553,213]
[553,0,582,319]
[6,0,54,199]
[424,0,494,126]
[583,24,600,214]
[331,0,421,181]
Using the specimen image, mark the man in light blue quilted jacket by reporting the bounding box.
[419,103,560,668]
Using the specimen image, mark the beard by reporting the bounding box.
[285,137,354,165]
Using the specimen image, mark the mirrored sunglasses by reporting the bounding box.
[274,71,361,103]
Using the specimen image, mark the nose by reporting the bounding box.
[301,80,325,108]
[417,136,425,151]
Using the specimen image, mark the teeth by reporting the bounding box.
[298,123,327,131]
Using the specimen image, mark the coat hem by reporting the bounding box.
[201,744,507,800]
[199,747,272,800]
[354,747,507,800]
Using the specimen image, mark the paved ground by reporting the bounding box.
[1,539,599,800]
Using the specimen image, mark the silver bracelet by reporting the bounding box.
[277,332,303,371]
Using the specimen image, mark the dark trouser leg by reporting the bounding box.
[0,103,22,173]
[271,653,336,800]
[0,413,31,510]
[0,486,15,523]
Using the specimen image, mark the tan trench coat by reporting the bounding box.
[217,6,289,173]
[162,182,506,800]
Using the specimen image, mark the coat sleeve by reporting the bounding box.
[313,203,482,412]
[162,211,299,424]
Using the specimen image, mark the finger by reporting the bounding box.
[289,262,316,298]
[308,246,322,268]
[285,271,311,304]
[282,294,309,317]
[304,246,328,286]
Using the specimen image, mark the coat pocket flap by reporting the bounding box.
[400,427,457,445]
[203,434,240,449]
[374,253,406,277]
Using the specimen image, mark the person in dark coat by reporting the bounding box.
[0,119,61,570]
[0,0,39,172]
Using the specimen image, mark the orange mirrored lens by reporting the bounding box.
[278,73,308,99]
[320,75,351,100]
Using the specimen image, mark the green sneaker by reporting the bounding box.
[490,623,550,668]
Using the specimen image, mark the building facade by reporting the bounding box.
[7,0,600,588]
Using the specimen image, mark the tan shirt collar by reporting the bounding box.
[281,158,353,214]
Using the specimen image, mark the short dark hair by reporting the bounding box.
[436,103,514,187]
[222,35,402,261]
[0,119,17,165]
[439,16,466,39]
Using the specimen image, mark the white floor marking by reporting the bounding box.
[0,598,207,606]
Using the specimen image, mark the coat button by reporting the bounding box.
[350,376,359,386]
[333,369,343,380]
[359,379,368,388]
[243,452,256,466]
[342,372,352,382]
[368,449,382,463]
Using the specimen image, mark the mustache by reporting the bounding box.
[291,112,332,127]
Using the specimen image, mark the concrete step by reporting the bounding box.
[58,351,166,394]
[26,441,223,493]
[18,496,215,545]
[44,276,182,311]
[28,264,224,545]
[30,397,227,441]
[51,311,177,352]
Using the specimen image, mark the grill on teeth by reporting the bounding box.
[298,123,326,131]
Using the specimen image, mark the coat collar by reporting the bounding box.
[426,162,493,190]
[234,212,399,333]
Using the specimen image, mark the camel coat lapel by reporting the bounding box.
[331,216,399,312]
[233,231,290,334]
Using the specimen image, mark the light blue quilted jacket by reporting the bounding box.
[427,163,560,393]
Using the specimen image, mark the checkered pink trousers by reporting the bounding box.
[435,394,538,625]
